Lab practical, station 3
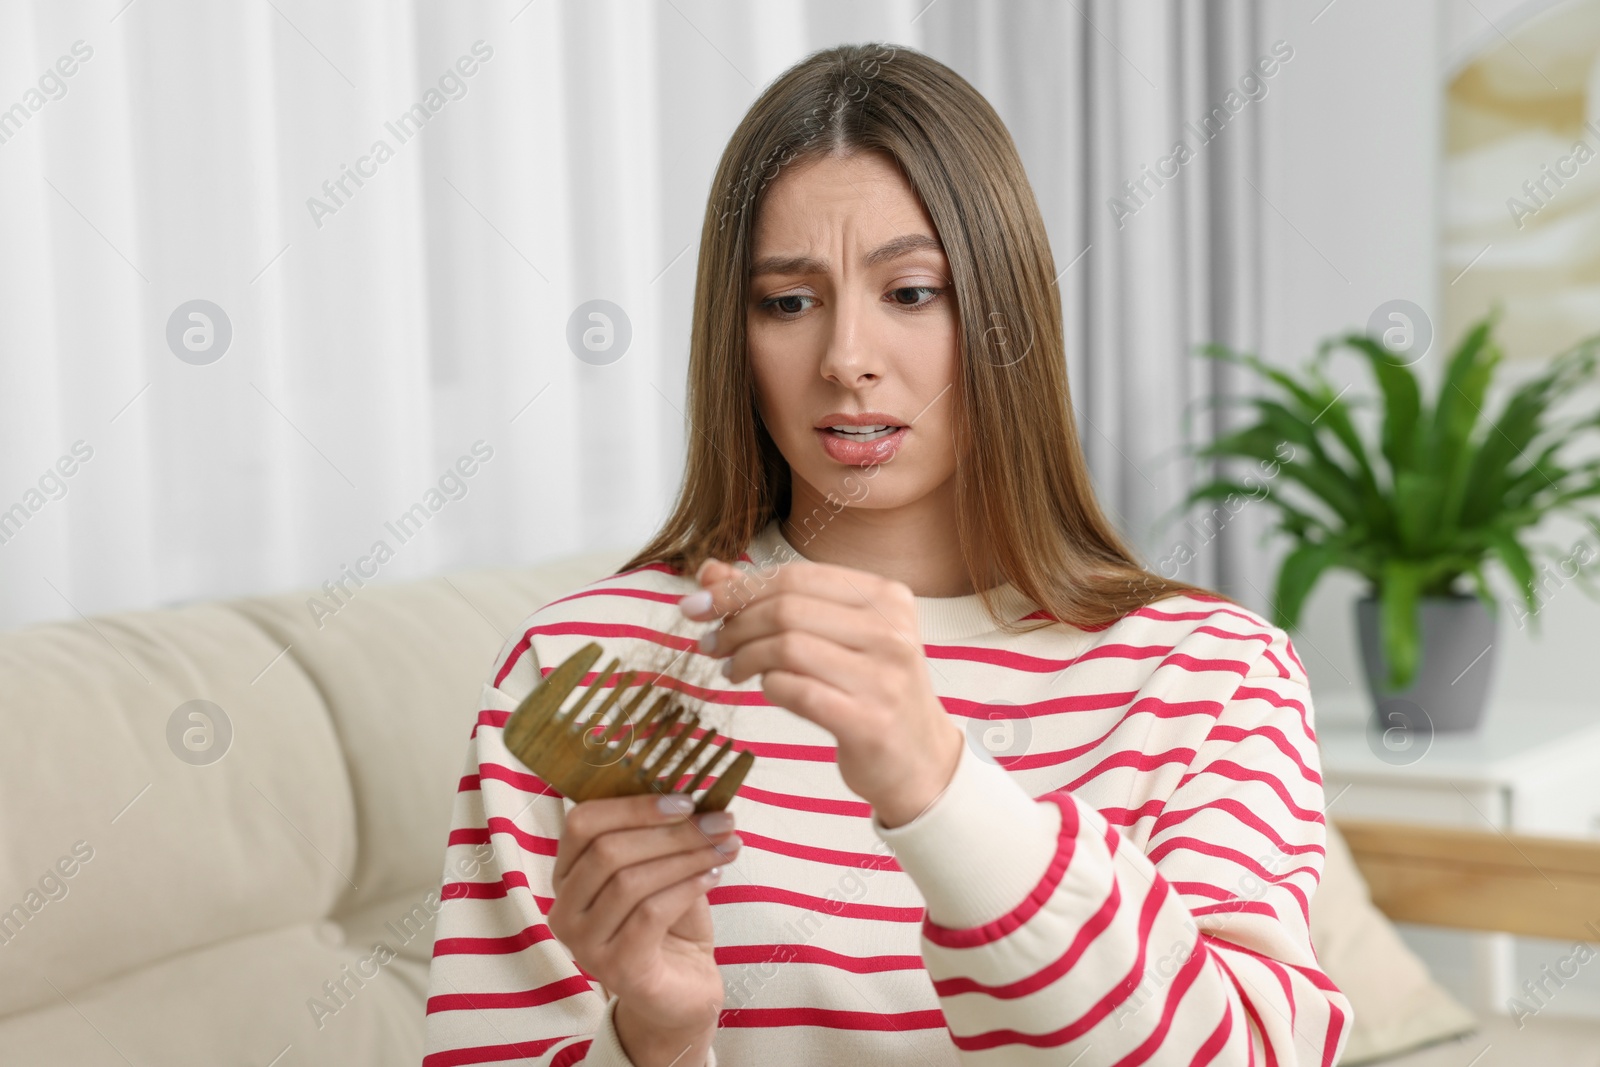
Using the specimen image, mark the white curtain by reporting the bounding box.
[0,0,1267,631]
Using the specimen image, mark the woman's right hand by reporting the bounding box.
[546,792,741,1063]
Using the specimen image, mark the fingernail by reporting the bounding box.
[695,559,715,582]
[678,590,713,616]
[697,811,734,834]
[657,794,695,815]
[715,834,742,857]
[703,866,722,884]
[719,659,734,678]
[698,630,719,654]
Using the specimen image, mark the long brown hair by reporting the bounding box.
[620,42,1233,631]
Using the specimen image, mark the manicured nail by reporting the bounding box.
[695,559,716,583]
[696,810,734,834]
[678,590,713,616]
[715,834,742,857]
[657,794,695,815]
[702,866,722,884]
[698,630,719,654]
[719,659,734,678]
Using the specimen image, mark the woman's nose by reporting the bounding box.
[818,294,882,385]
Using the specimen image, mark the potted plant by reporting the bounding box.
[1168,306,1600,732]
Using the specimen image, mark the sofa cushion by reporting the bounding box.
[0,919,430,1065]
[1367,1011,1600,1066]
[227,551,631,918]
[0,603,354,1019]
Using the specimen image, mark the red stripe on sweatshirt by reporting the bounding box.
[948,874,1170,1051]
[998,716,1207,772]
[1060,748,1198,790]
[932,867,1123,998]
[737,830,902,871]
[1096,924,1212,1062]
[715,1006,947,1031]
[707,883,925,922]
[1169,760,1326,824]
[543,585,686,610]
[1207,949,1272,1067]
[1232,681,1312,735]
[1152,797,1327,860]
[1189,1000,1237,1067]
[421,1035,575,1066]
[715,943,925,974]
[1202,724,1321,785]
[1145,837,1313,920]
[426,974,594,1014]
[431,921,557,957]
[1260,646,1292,679]
[442,872,524,901]
[922,639,1160,673]
[923,792,1079,949]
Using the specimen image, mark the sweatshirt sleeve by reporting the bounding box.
[872,624,1352,1065]
[422,637,721,1067]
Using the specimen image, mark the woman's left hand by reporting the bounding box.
[679,557,964,829]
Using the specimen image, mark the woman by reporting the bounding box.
[424,42,1351,1067]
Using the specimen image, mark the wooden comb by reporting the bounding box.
[501,641,755,814]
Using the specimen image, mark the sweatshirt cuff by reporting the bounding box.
[870,739,1062,930]
[586,994,718,1067]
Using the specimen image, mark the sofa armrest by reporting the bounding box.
[1334,816,1600,941]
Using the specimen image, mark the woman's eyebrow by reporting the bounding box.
[750,233,944,277]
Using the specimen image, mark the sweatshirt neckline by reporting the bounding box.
[744,519,1040,643]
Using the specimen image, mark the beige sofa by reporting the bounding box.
[1,549,1596,1064]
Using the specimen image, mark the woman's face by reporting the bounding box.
[746,149,960,522]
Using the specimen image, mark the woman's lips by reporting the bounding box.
[815,426,906,466]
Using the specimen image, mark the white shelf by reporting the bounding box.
[1315,696,1600,789]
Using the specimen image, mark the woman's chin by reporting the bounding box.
[787,467,946,517]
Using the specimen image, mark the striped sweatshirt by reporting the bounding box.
[423,520,1352,1066]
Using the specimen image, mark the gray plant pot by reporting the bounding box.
[1354,593,1498,734]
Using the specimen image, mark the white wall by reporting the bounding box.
[1257,0,1444,716]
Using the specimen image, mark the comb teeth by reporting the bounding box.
[501,640,754,813]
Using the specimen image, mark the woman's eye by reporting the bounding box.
[890,286,941,308]
[765,294,812,316]
[757,286,942,319]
